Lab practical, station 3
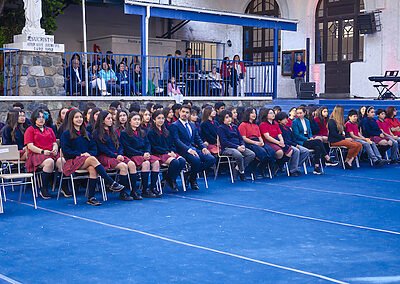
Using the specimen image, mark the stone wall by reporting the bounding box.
[18,51,65,96]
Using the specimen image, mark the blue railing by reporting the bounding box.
[63,52,274,97]
[0,48,19,96]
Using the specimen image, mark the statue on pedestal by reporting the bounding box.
[22,0,45,36]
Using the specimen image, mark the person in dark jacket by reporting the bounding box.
[360,106,395,161]
[292,106,338,174]
[2,108,29,160]
[169,104,216,190]
[148,110,186,192]
[120,112,160,198]
[276,112,310,176]
[200,106,219,154]
[217,110,255,181]
[86,107,101,135]
[293,54,306,97]
[60,109,126,205]
[92,111,140,201]
[328,106,362,169]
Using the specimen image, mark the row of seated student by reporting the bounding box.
[65,50,247,97]
[2,101,400,206]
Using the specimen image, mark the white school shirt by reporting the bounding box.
[300,118,308,135]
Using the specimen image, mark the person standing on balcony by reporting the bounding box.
[220,57,231,96]
[232,55,246,97]
[170,50,183,81]
[292,54,306,98]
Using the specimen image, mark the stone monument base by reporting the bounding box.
[4,34,64,53]
[16,51,66,96]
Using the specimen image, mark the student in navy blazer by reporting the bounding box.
[120,112,161,198]
[169,104,216,190]
[92,111,141,201]
[292,106,337,174]
[217,110,255,181]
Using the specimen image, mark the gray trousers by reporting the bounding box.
[355,139,382,162]
[387,137,400,160]
[294,77,305,97]
[288,145,310,173]
[222,148,255,173]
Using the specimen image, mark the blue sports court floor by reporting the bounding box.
[1,164,400,284]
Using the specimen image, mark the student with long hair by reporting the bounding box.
[314,106,329,143]
[60,109,125,206]
[360,106,395,161]
[24,108,62,199]
[86,107,101,134]
[377,109,399,162]
[2,108,29,160]
[190,107,200,130]
[55,107,69,138]
[162,107,174,129]
[227,107,239,125]
[217,110,255,180]
[114,109,129,136]
[120,112,160,198]
[259,108,293,161]
[292,106,338,174]
[200,106,219,154]
[92,111,138,201]
[328,106,362,169]
[287,107,297,128]
[83,103,96,126]
[305,106,321,140]
[385,106,400,136]
[345,110,386,166]
[139,108,152,132]
[358,106,367,122]
[238,108,275,176]
[148,110,186,192]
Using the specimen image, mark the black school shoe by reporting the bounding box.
[289,171,301,177]
[87,197,102,206]
[344,162,354,170]
[39,188,52,199]
[109,181,124,192]
[313,167,322,175]
[142,190,157,198]
[119,191,134,201]
[130,190,143,200]
[189,179,200,190]
[60,186,72,198]
[325,160,339,167]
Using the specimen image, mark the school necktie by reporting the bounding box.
[185,123,192,138]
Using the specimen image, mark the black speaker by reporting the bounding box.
[358,13,377,34]
[299,82,316,100]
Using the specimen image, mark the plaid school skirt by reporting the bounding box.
[265,141,292,155]
[155,153,181,164]
[130,155,160,166]
[98,154,131,170]
[370,136,386,144]
[63,156,89,176]
[26,152,60,173]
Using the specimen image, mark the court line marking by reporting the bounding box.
[329,173,400,184]
[0,273,22,284]
[168,195,400,236]
[8,199,348,284]
[252,181,400,203]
